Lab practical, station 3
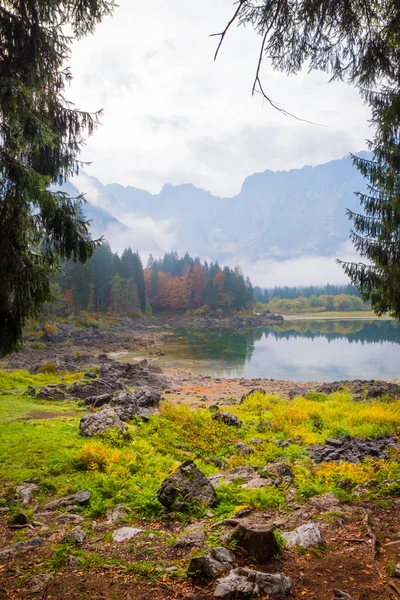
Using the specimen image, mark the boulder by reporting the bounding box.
[37,386,67,400]
[174,525,205,548]
[212,412,242,427]
[79,408,126,437]
[29,574,53,594]
[112,527,143,542]
[43,490,91,510]
[214,568,292,599]
[65,526,87,545]
[16,483,39,505]
[105,504,129,525]
[232,524,280,564]
[188,547,235,579]
[236,443,254,456]
[157,460,217,511]
[0,537,44,559]
[133,386,162,408]
[281,523,322,548]
[70,377,126,400]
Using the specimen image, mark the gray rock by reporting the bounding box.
[236,442,254,456]
[55,514,84,524]
[29,574,53,593]
[281,523,322,548]
[232,524,280,564]
[0,536,44,559]
[37,386,67,400]
[157,460,217,511]
[212,412,242,427]
[79,408,126,437]
[133,386,162,408]
[174,526,205,548]
[70,377,126,400]
[105,504,129,525]
[208,466,259,488]
[214,567,292,599]
[12,512,29,525]
[394,564,400,579]
[112,526,143,542]
[16,483,39,505]
[333,590,354,600]
[44,489,91,510]
[65,526,87,545]
[188,547,235,580]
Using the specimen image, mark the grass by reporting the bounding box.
[1,371,400,521]
[284,310,393,320]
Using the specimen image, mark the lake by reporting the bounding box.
[147,319,400,381]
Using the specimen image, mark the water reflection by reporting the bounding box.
[160,320,400,381]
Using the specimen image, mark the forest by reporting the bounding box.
[49,244,254,315]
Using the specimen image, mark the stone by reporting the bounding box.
[232,524,280,564]
[84,371,97,379]
[281,523,323,548]
[27,386,36,397]
[325,438,343,447]
[70,377,126,400]
[333,590,354,600]
[65,526,87,545]
[105,504,129,525]
[79,408,126,437]
[188,547,235,579]
[16,483,39,505]
[133,386,162,408]
[208,466,259,488]
[55,514,84,524]
[44,489,91,510]
[394,564,400,578]
[29,574,53,593]
[37,386,67,400]
[236,442,254,456]
[214,567,292,599]
[0,536,44,559]
[157,460,217,511]
[174,525,205,548]
[112,527,143,542]
[12,512,29,525]
[212,412,242,427]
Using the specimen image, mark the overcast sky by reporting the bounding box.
[69,0,372,197]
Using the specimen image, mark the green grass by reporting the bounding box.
[1,371,400,520]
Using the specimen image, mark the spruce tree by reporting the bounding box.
[0,0,115,354]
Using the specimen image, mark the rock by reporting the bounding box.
[208,466,259,488]
[174,525,205,548]
[232,524,280,564]
[236,442,254,456]
[29,573,53,593]
[55,514,84,524]
[157,460,217,511]
[65,526,87,545]
[333,590,354,600]
[37,386,67,400]
[212,412,242,427]
[214,567,292,599]
[68,555,83,568]
[394,564,400,578]
[79,408,126,437]
[84,371,97,379]
[204,458,225,469]
[0,536,44,559]
[44,490,91,510]
[281,523,323,548]
[105,504,129,525]
[317,379,400,401]
[112,527,143,542]
[16,482,39,505]
[84,393,113,408]
[27,386,36,397]
[308,435,399,463]
[188,547,235,579]
[353,479,380,497]
[133,386,162,408]
[70,377,126,401]
[11,512,29,525]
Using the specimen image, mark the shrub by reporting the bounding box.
[37,362,57,374]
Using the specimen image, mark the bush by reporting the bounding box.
[37,362,57,374]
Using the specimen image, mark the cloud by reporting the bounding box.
[65,0,372,196]
[236,242,360,288]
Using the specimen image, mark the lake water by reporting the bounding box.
[149,320,400,381]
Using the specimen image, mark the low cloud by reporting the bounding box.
[236,242,360,288]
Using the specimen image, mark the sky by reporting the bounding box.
[67,1,373,287]
[68,0,372,198]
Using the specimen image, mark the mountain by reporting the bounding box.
[66,153,369,261]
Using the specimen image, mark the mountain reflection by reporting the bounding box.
[164,320,400,381]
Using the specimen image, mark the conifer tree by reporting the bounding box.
[0,0,115,354]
